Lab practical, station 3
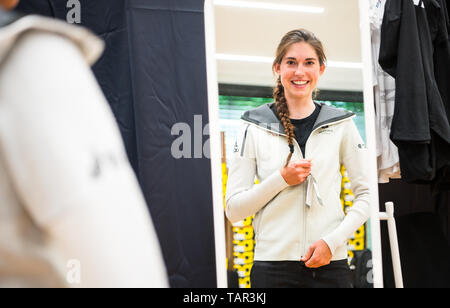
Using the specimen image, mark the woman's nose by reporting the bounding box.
[294,64,305,76]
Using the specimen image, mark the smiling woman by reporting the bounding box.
[224,27,371,288]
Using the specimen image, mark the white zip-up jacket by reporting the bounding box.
[225,102,370,261]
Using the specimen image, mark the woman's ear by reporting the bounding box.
[274,63,281,76]
[319,63,326,76]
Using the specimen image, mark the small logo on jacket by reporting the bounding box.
[233,141,240,153]
[317,126,333,135]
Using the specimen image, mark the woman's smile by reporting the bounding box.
[291,80,310,88]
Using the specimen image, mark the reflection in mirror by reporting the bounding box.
[214,0,377,288]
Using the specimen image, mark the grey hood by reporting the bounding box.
[0,13,104,67]
[0,9,20,28]
[241,102,355,135]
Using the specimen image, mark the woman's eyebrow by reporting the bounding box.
[284,56,317,61]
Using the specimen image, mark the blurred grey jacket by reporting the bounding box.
[0,11,104,288]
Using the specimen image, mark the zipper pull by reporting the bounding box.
[305,175,324,208]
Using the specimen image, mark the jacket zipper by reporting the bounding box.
[302,181,308,258]
[299,138,308,259]
[290,137,308,259]
[242,114,356,259]
[300,115,355,258]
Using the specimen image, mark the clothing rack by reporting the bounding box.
[379,202,404,288]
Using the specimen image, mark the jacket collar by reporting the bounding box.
[241,102,355,136]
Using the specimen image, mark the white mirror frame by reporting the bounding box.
[204,0,228,288]
[205,0,386,288]
[358,0,384,288]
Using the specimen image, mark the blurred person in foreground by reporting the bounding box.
[0,0,168,287]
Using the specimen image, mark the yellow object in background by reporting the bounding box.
[233,239,255,253]
[234,263,253,278]
[233,226,254,241]
[233,251,254,265]
[341,165,367,265]
[238,276,251,289]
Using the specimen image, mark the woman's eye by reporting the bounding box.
[286,60,296,65]
[306,61,315,65]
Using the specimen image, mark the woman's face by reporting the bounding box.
[274,41,325,102]
[0,0,19,10]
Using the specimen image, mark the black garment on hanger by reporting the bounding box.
[445,0,450,31]
[379,0,450,190]
[430,0,450,122]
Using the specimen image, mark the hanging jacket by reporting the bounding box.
[369,0,401,183]
[225,103,370,261]
[442,0,450,35]
[379,0,450,190]
[429,0,450,123]
[431,0,450,192]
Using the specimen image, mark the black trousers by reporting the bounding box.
[250,260,353,288]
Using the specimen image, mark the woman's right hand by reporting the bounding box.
[280,159,312,186]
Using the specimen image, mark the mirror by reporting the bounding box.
[211,0,381,288]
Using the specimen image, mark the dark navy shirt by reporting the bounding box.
[290,104,321,157]
[270,103,321,158]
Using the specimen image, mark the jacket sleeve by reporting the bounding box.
[322,119,371,255]
[225,124,289,223]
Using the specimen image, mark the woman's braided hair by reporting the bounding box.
[272,29,326,166]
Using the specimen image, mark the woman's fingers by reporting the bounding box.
[302,240,332,268]
[293,160,312,168]
[281,159,313,185]
[293,160,311,173]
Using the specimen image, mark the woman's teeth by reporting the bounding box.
[292,81,309,85]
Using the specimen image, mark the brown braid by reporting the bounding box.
[272,29,326,167]
[273,77,295,167]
